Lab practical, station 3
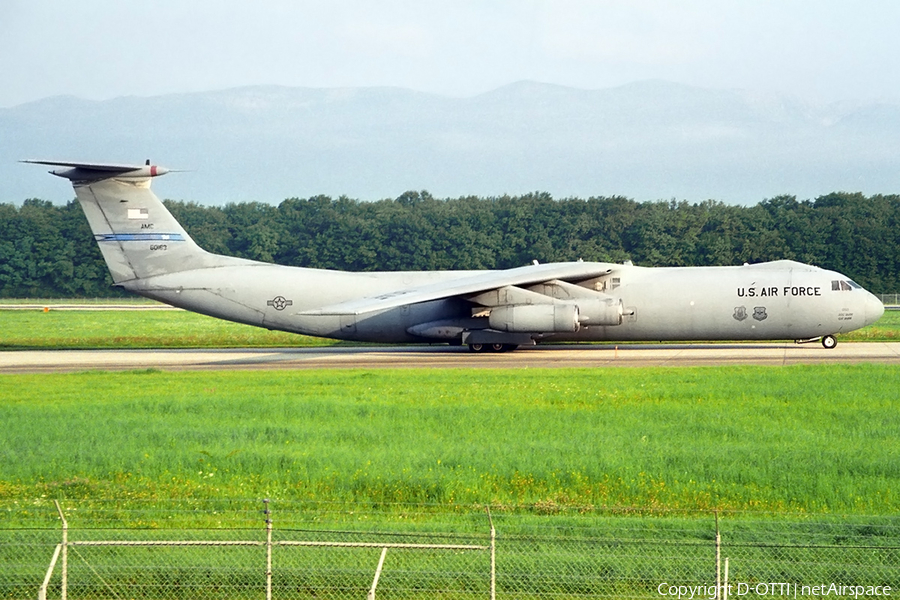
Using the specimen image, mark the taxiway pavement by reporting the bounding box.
[2,343,900,374]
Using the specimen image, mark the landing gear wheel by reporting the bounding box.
[821,335,837,349]
[469,343,519,353]
[489,343,520,352]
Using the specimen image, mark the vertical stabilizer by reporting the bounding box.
[24,160,233,284]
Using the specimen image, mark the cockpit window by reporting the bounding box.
[832,280,857,291]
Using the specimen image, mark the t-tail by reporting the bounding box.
[22,160,241,285]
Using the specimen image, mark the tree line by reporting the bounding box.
[1,191,898,298]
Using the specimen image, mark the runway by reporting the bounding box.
[2,342,900,373]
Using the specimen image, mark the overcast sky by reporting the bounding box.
[2,1,899,108]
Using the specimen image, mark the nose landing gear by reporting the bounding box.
[795,335,838,349]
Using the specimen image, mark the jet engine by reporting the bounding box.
[489,303,580,333]
[576,298,624,326]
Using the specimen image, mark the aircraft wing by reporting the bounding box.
[298,261,615,316]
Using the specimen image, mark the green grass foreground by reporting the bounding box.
[1,366,898,513]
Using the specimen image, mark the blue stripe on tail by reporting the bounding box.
[94,233,186,242]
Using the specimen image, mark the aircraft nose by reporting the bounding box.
[864,292,885,326]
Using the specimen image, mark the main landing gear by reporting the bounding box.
[468,343,519,353]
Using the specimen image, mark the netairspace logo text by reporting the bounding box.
[657,582,892,599]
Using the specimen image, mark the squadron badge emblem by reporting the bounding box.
[752,306,768,321]
[733,306,748,321]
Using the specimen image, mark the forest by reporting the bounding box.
[1,191,898,297]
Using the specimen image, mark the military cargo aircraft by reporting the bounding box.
[26,160,884,352]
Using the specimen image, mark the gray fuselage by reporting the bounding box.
[126,259,884,344]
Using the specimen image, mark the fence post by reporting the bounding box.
[367,547,388,600]
[37,545,62,600]
[55,500,68,600]
[264,499,272,600]
[715,510,720,599]
[723,557,730,600]
[486,506,496,600]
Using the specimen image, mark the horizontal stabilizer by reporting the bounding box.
[21,159,169,182]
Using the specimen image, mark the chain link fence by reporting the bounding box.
[877,293,900,307]
[2,500,898,599]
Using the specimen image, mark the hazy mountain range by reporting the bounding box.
[4,80,900,205]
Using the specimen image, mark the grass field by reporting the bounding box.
[0,308,338,349]
[842,309,900,341]
[1,366,898,514]
[1,306,898,349]
[3,321,898,595]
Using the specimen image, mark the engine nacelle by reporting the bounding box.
[577,298,624,326]
[489,303,580,333]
